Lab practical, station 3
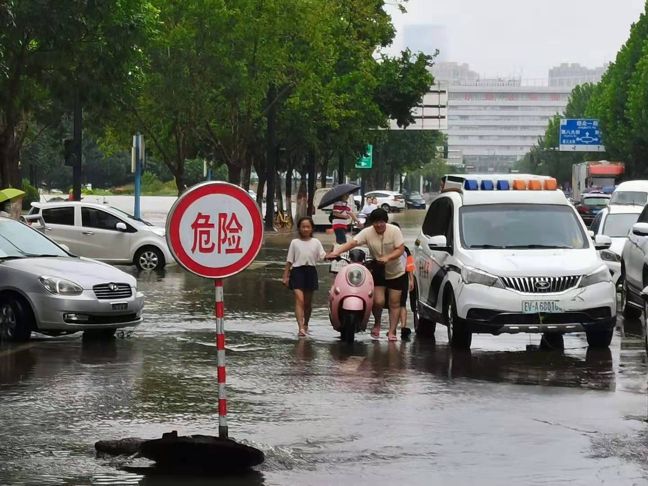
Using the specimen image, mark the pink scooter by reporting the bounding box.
[328,249,374,343]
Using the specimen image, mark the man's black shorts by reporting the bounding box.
[370,263,407,291]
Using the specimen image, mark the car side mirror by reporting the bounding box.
[641,286,648,301]
[58,243,70,253]
[116,222,127,231]
[588,230,595,239]
[425,234,448,249]
[594,234,612,250]
[632,222,648,237]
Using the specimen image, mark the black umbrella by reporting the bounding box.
[317,183,361,209]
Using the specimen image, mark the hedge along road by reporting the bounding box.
[0,209,647,485]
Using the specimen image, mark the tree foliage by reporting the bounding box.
[524,3,648,180]
[1,0,440,202]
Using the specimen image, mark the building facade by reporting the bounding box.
[445,82,571,171]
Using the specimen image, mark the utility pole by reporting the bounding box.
[132,133,144,220]
[72,89,82,201]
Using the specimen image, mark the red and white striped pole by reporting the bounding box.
[214,279,228,438]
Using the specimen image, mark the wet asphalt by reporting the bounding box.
[1,211,648,485]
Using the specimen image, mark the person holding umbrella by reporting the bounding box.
[0,188,25,220]
[317,183,360,245]
[331,194,358,244]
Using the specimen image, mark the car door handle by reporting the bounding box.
[82,231,95,235]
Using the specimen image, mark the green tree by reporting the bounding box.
[0,0,157,188]
[587,4,648,175]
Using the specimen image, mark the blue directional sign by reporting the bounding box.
[559,119,605,152]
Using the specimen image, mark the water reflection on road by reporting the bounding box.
[0,209,647,485]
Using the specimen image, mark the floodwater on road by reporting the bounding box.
[1,210,648,485]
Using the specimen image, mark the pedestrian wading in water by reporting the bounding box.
[283,217,326,337]
[327,208,406,341]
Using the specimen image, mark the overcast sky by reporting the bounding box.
[386,0,646,80]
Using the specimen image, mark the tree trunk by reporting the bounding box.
[338,153,344,184]
[389,164,395,190]
[264,86,277,230]
[253,158,265,206]
[0,136,20,188]
[256,175,265,207]
[174,166,185,196]
[320,158,328,188]
[227,163,241,185]
[285,157,293,222]
[276,171,284,212]
[241,161,252,190]
[307,151,316,216]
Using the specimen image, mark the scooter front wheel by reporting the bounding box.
[341,312,356,344]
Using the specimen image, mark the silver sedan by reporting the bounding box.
[0,217,144,341]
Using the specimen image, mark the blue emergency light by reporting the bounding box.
[480,180,494,190]
[464,180,479,191]
[496,180,510,190]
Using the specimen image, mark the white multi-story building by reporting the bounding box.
[446,82,571,171]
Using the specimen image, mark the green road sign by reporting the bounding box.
[355,144,373,169]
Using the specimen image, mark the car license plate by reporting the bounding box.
[112,303,128,311]
[522,301,562,314]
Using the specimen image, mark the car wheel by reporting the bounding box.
[381,204,390,213]
[135,246,165,271]
[444,290,471,349]
[412,281,436,338]
[585,329,613,348]
[0,295,33,342]
[621,273,641,320]
[83,329,116,340]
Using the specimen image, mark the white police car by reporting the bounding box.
[412,174,617,349]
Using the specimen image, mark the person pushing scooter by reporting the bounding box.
[326,208,406,341]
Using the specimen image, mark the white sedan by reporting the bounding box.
[28,201,173,271]
[591,205,642,286]
[354,191,406,212]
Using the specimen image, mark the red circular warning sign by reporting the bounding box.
[166,181,263,279]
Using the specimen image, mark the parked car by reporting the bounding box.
[590,205,642,286]
[620,203,648,319]
[413,174,616,349]
[0,217,144,341]
[575,193,610,226]
[359,191,406,213]
[404,191,426,210]
[28,202,173,271]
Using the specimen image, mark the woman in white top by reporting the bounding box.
[283,217,326,337]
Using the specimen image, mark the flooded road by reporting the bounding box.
[1,210,648,485]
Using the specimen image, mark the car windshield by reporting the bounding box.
[0,219,68,259]
[460,204,588,250]
[602,213,640,237]
[610,191,648,206]
[582,197,610,207]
